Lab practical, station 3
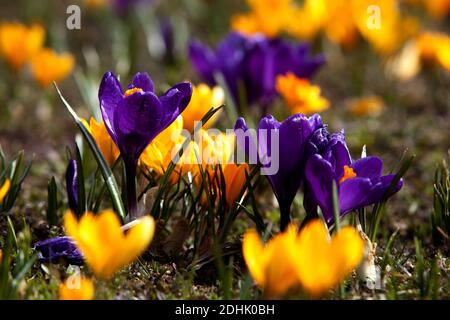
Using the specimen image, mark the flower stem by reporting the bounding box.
[280,202,291,232]
[125,161,138,220]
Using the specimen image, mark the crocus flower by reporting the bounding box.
[221,163,249,208]
[304,128,403,224]
[34,236,84,266]
[30,49,75,87]
[243,219,364,298]
[276,72,329,115]
[348,95,384,117]
[235,114,323,230]
[64,209,155,279]
[416,32,450,72]
[189,32,324,109]
[0,179,10,204]
[99,71,192,218]
[59,277,94,300]
[294,219,364,297]
[243,224,300,297]
[81,117,120,167]
[182,84,224,132]
[231,0,294,38]
[65,160,78,212]
[0,22,44,70]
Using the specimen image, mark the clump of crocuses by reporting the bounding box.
[235,114,403,229]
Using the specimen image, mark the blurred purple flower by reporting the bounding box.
[189,32,325,109]
[304,128,403,224]
[159,19,175,63]
[112,0,152,14]
[65,159,78,213]
[99,71,192,218]
[35,236,84,266]
[235,113,323,230]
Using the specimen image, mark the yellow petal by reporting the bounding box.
[242,229,267,287]
[0,179,11,204]
[59,277,94,300]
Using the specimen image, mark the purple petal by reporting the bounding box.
[189,40,217,85]
[128,72,154,92]
[338,177,373,216]
[362,175,403,206]
[159,82,193,126]
[114,91,163,165]
[34,236,84,266]
[99,72,123,143]
[305,155,335,223]
[351,156,383,179]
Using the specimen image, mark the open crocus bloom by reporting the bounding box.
[304,128,403,224]
[235,114,323,230]
[34,236,84,266]
[99,71,192,169]
[64,209,155,279]
[99,71,192,217]
[243,219,364,297]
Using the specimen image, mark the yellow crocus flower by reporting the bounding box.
[276,73,329,115]
[81,117,120,167]
[183,84,224,132]
[416,32,450,72]
[231,0,294,38]
[243,220,365,298]
[243,225,300,297]
[0,179,10,204]
[221,163,249,208]
[30,48,75,87]
[0,22,44,70]
[64,210,155,279]
[59,277,94,300]
[295,220,365,297]
[348,95,385,117]
[352,0,419,55]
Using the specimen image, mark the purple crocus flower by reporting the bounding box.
[65,159,78,213]
[189,32,325,110]
[235,113,323,230]
[304,128,403,224]
[99,71,192,218]
[34,237,84,266]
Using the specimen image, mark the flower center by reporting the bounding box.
[124,87,143,97]
[339,165,357,184]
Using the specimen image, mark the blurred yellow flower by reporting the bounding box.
[83,0,108,8]
[30,49,75,87]
[64,209,155,279]
[243,220,365,297]
[352,0,419,55]
[243,225,300,297]
[0,179,10,204]
[221,163,249,208]
[295,220,364,297]
[348,95,385,116]
[231,0,294,38]
[416,32,450,72]
[285,0,327,40]
[59,277,94,300]
[276,73,329,115]
[81,117,120,167]
[183,84,224,132]
[422,0,450,19]
[0,22,44,70]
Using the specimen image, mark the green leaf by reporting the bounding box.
[55,83,126,220]
[47,176,58,226]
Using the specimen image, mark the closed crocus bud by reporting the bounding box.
[222,163,249,208]
[65,160,78,212]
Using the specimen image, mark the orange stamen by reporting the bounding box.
[339,165,357,184]
[124,87,143,97]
